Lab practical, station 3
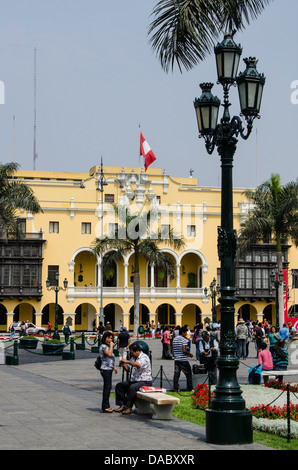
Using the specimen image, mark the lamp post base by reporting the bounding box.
[206,409,253,445]
[53,331,60,341]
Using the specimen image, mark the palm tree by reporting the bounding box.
[148,0,272,73]
[237,174,298,328]
[0,162,43,237]
[92,204,184,336]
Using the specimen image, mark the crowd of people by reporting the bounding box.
[94,317,297,414]
[235,319,296,383]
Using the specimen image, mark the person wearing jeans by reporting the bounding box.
[99,331,118,413]
[235,319,249,359]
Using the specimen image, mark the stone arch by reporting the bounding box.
[237,303,258,322]
[42,303,64,326]
[155,303,176,326]
[182,303,202,328]
[180,250,204,288]
[0,304,7,326]
[14,303,36,323]
[104,303,124,331]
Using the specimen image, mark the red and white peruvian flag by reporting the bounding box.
[140,132,156,171]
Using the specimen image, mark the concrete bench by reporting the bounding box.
[135,392,180,420]
[262,370,298,379]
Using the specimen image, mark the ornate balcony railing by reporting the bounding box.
[66,285,208,303]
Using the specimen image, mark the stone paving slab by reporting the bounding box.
[0,337,275,452]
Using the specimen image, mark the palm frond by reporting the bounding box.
[148,0,272,72]
[221,0,273,31]
[239,174,298,256]
[149,0,219,73]
[139,239,176,279]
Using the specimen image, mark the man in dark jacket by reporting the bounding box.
[198,331,219,385]
[117,327,131,363]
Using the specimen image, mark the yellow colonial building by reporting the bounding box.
[1,165,298,332]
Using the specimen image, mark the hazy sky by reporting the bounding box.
[0,0,296,189]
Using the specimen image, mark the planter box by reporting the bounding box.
[42,343,65,356]
[19,338,38,350]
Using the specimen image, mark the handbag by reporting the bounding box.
[193,364,206,375]
[94,355,102,371]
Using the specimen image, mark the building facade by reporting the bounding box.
[1,165,297,332]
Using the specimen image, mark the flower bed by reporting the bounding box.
[251,403,298,421]
[192,384,214,410]
[191,383,298,439]
[265,380,298,393]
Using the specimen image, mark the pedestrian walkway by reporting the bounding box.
[0,336,273,451]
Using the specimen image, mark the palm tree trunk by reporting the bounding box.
[133,244,140,337]
[276,233,284,329]
[133,273,140,337]
[276,250,284,330]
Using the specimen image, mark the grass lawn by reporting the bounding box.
[168,392,298,451]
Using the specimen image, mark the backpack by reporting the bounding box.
[248,365,262,385]
[94,355,102,371]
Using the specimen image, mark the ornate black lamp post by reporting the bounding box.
[46,272,68,341]
[194,33,265,445]
[270,267,284,330]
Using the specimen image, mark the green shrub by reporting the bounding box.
[46,339,64,344]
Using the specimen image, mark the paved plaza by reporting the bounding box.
[0,335,283,452]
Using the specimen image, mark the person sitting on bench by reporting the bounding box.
[114,343,152,415]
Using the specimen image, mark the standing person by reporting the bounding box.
[97,321,105,335]
[47,322,52,336]
[62,322,72,344]
[272,341,289,382]
[163,326,173,359]
[268,326,280,354]
[195,323,204,361]
[99,331,118,413]
[198,331,219,385]
[114,343,152,415]
[278,323,290,350]
[172,326,193,392]
[151,320,156,339]
[160,325,165,358]
[258,342,273,384]
[235,319,249,360]
[9,325,15,341]
[245,321,252,358]
[254,322,264,356]
[184,324,191,353]
[117,327,131,363]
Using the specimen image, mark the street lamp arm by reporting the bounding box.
[202,113,256,155]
